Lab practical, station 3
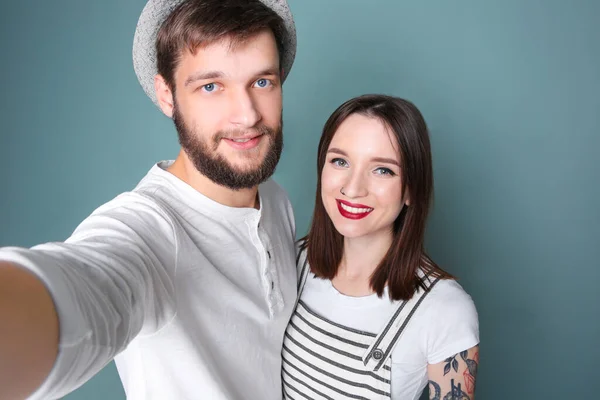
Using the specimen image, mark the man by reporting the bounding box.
[0,0,298,399]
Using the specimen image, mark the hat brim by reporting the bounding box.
[132,0,296,110]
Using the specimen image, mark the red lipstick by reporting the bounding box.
[336,199,373,220]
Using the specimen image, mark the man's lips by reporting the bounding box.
[222,134,264,150]
[336,199,373,220]
[223,133,262,141]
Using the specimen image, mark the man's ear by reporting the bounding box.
[155,74,174,118]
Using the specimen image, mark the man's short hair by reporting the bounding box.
[156,0,286,91]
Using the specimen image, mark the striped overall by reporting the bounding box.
[282,256,438,399]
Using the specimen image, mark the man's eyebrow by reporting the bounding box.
[184,67,281,87]
[184,71,224,87]
[327,148,400,167]
[251,67,281,79]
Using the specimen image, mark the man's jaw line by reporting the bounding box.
[172,150,261,207]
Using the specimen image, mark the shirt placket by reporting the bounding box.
[247,217,284,318]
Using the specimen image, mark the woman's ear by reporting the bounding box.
[403,190,411,207]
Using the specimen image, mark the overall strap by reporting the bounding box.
[362,276,441,371]
[295,246,311,306]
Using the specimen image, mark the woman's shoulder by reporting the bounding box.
[422,278,477,316]
[428,277,471,299]
[391,277,480,367]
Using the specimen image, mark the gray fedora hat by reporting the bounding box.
[132,0,297,109]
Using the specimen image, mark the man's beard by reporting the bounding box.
[173,105,283,190]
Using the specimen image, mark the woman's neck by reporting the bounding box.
[332,230,393,296]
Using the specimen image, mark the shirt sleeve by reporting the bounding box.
[424,279,480,365]
[0,192,177,400]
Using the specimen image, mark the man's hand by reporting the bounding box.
[0,262,59,400]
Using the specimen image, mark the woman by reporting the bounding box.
[282,95,480,400]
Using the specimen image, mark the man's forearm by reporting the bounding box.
[0,262,59,400]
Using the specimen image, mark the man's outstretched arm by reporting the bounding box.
[0,194,177,400]
[0,262,59,400]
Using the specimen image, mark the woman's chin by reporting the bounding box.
[332,223,369,240]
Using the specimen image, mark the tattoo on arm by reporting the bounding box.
[460,349,479,394]
[442,350,479,393]
[430,347,479,399]
[428,379,471,400]
[446,379,471,400]
[428,380,441,400]
[443,354,460,376]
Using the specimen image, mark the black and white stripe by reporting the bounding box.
[282,250,436,399]
[282,304,392,399]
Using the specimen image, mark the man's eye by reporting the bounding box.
[255,79,271,88]
[202,83,216,92]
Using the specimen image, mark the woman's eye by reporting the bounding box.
[331,158,348,167]
[375,167,395,176]
[255,79,271,88]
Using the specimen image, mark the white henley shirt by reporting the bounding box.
[0,160,298,400]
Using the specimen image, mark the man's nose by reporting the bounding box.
[229,88,261,128]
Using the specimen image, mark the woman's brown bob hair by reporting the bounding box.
[301,94,454,301]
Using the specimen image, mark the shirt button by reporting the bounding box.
[372,349,384,360]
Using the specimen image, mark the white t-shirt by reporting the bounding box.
[0,161,298,400]
[299,270,479,400]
